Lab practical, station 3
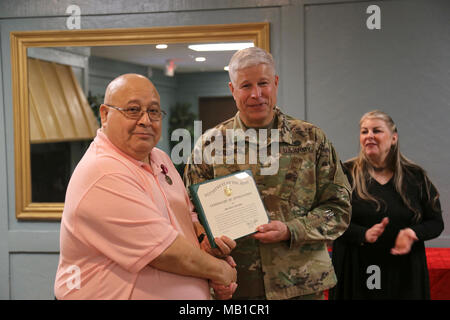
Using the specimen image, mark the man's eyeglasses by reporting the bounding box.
[105,104,167,121]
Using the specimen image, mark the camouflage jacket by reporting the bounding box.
[184,107,351,299]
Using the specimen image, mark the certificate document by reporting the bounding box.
[189,170,269,248]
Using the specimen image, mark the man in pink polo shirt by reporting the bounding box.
[54,74,237,299]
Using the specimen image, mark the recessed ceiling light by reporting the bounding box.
[224,66,229,71]
[188,42,254,52]
[195,57,206,62]
[156,44,168,49]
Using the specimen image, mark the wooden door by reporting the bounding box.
[198,96,236,133]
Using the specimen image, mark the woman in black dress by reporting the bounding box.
[330,110,444,299]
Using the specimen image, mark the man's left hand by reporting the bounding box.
[209,254,238,300]
[210,282,238,300]
[251,220,291,243]
[201,235,236,258]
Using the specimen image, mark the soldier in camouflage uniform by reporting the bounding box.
[184,47,351,300]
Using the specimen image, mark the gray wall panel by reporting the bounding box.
[279,4,305,120]
[10,253,59,300]
[0,20,11,299]
[0,0,290,18]
[8,231,60,252]
[305,0,450,246]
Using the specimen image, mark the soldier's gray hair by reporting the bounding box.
[228,47,276,85]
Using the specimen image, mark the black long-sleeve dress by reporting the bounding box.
[330,162,444,299]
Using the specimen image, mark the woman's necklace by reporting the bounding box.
[372,166,386,172]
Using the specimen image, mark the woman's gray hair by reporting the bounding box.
[228,47,276,85]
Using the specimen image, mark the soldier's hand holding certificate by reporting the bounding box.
[189,170,270,248]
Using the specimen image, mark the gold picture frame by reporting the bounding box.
[10,22,270,220]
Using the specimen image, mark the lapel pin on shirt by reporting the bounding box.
[160,164,173,185]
